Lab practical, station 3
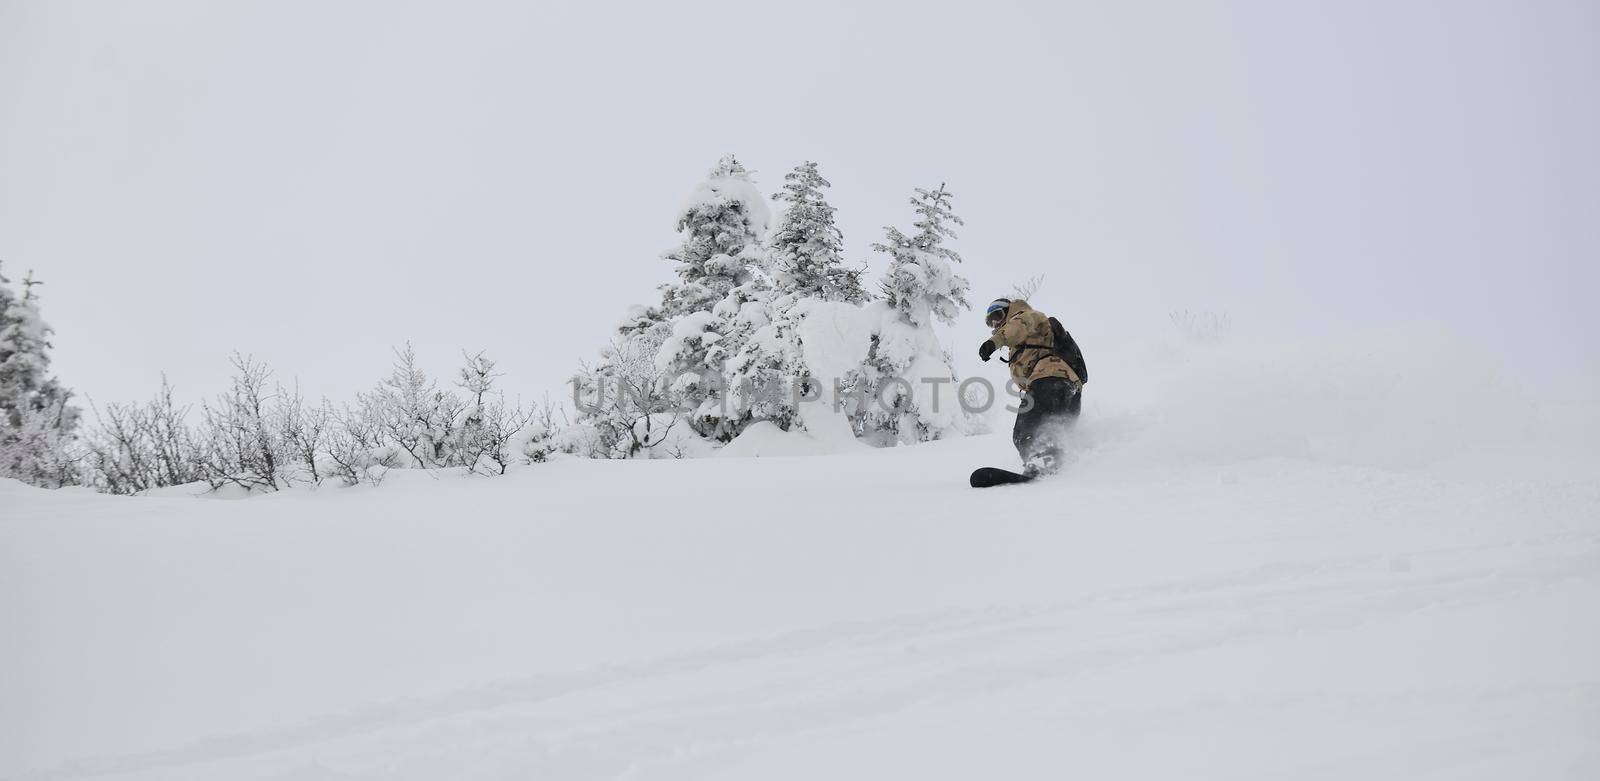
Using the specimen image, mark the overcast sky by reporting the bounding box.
[2,0,1595,410]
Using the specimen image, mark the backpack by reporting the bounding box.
[1048,317,1088,384]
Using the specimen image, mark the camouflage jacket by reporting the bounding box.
[990,299,1082,390]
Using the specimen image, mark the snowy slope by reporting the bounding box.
[3,331,1598,780]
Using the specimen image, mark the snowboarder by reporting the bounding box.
[978,298,1085,477]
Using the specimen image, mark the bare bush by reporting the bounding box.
[196,353,288,493]
[1170,310,1232,343]
[574,336,681,458]
[466,393,535,474]
[275,384,331,485]
[324,404,390,486]
[83,378,203,495]
[81,343,559,495]
[1010,274,1045,301]
[522,394,569,463]
[452,351,543,474]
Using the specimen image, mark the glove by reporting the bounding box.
[978,340,997,362]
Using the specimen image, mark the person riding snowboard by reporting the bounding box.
[978,298,1086,476]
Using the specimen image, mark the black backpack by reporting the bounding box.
[1048,317,1088,384]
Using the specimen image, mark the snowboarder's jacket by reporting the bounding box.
[989,299,1082,391]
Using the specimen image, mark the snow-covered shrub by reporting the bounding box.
[575,332,685,458]
[549,421,603,459]
[452,351,496,459]
[82,377,203,494]
[273,383,332,485]
[449,351,535,474]
[357,343,465,469]
[452,392,529,474]
[77,340,551,494]
[516,397,568,464]
[323,403,394,486]
[195,353,292,492]
[201,359,398,491]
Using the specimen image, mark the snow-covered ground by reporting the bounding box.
[4,331,1598,780]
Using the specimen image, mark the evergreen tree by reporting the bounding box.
[874,183,970,327]
[839,185,978,445]
[0,265,82,487]
[659,154,770,318]
[574,167,982,454]
[654,154,772,440]
[768,161,865,305]
[723,301,810,433]
[0,266,53,408]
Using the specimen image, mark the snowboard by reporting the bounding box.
[969,466,1036,488]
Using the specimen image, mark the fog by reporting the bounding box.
[2,0,1594,408]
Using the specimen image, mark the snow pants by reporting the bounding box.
[1012,377,1081,474]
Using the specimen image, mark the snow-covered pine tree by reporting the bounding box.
[723,301,809,432]
[719,161,877,435]
[658,155,771,318]
[704,274,778,433]
[573,156,774,452]
[847,184,975,445]
[0,265,82,487]
[842,328,919,446]
[654,155,772,441]
[874,183,970,327]
[768,161,865,306]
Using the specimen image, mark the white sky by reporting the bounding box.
[2,0,1595,409]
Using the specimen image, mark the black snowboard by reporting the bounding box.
[969,466,1036,488]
